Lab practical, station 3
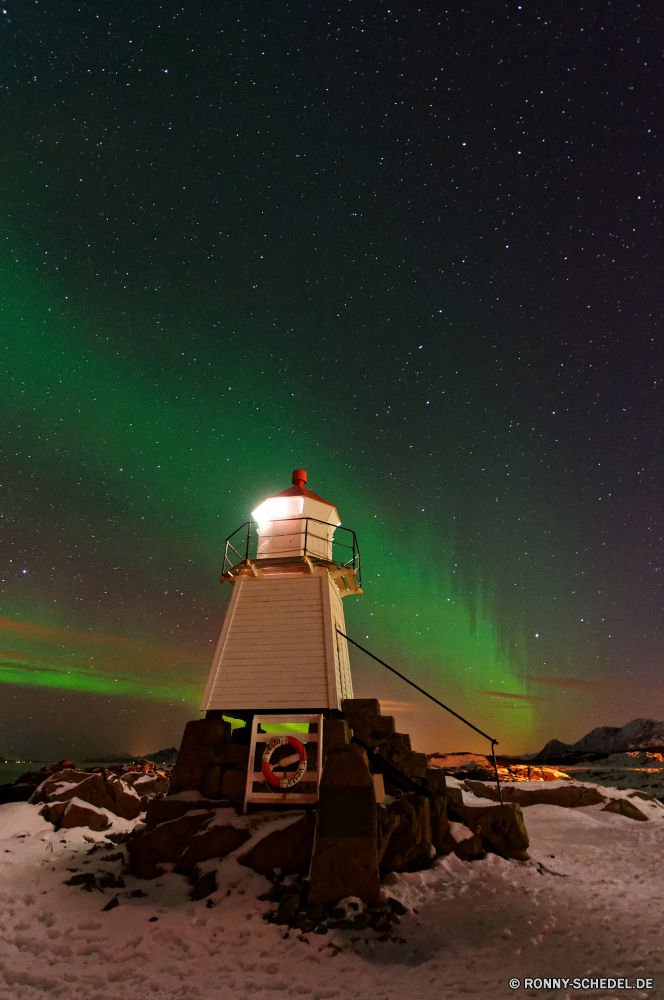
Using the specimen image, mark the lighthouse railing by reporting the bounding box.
[221,517,361,586]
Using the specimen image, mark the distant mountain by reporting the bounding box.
[139,746,178,763]
[534,718,664,760]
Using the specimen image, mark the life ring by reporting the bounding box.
[262,735,308,790]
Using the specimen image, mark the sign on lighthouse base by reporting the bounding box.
[243,715,324,812]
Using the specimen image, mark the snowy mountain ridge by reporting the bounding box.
[535,718,664,758]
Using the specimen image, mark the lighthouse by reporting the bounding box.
[200,470,361,718]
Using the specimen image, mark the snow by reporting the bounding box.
[1,782,663,1000]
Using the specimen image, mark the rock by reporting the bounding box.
[342,699,396,743]
[14,760,76,789]
[220,768,247,804]
[274,890,301,925]
[424,768,447,797]
[169,718,232,795]
[212,744,250,767]
[380,795,433,872]
[238,813,315,877]
[200,765,225,800]
[32,769,143,820]
[602,798,648,821]
[126,773,170,797]
[376,805,402,864]
[191,869,218,900]
[446,786,464,812]
[463,781,605,809]
[64,872,96,886]
[131,864,163,880]
[31,768,90,801]
[458,803,530,859]
[387,746,428,780]
[429,794,451,853]
[628,790,657,802]
[59,798,112,832]
[308,743,380,908]
[453,834,486,861]
[463,780,503,801]
[40,801,68,826]
[0,783,38,804]
[102,772,145,819]
[126,811,214,873]
[322,719,350,757]
[145,795,226,826]
[177,823,250,875]
[97,872,125,889]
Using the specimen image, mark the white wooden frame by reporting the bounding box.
[243,714,324,813]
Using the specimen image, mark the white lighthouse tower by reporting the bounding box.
[200,470,361,717]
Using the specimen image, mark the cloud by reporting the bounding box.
[480,690,552,704]
[518,674,604,693]
[0,616,207,667]
[376,700,416,713]
[0,616,208,705]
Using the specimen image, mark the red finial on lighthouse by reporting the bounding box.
[292,469,307,488]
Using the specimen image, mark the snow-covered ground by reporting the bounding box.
[562,754,664,799]
[1,780,662,1000]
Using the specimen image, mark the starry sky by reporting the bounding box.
[1,1,661,760]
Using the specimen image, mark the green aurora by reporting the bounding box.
[2,248,534,748]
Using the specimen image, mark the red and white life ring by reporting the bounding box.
[262,735,308,790]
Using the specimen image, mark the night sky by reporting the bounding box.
[1,2,661,759]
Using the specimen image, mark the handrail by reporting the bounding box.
[220,517,361,587]
[336,629,503,804]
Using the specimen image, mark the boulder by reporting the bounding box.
[177,823,250,875]
[31,769,143,819]
[15,760,75,788]
[1,783,37,805]
[342,699,397,743]
[169,718,232,795]
[424,768,447,797]
[145,794,225,826]
[380,794,433,872]
[376,805,402,864]
[31,768,91,801]
[40,801,67,826]
[429,794,451,853]
[191,868,218,900]
[463,781,606,809]
[220,768,247,804]
[322,719,350,758]
[238,813,315,878]
[446,786,464,811]
[387,746,428,780]
[453,834,486,861]
[602,798,648,822]
[212,744,250,767]
[126,773,170,797]
[59,797,111,832]
[200,765,225,800]
[308,743,380,907]
[102,772,145,819]
[458,802,530,859]
[126,810,214,874]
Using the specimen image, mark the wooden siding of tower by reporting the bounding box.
[201,575,346,711]
[327,575,354,702]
